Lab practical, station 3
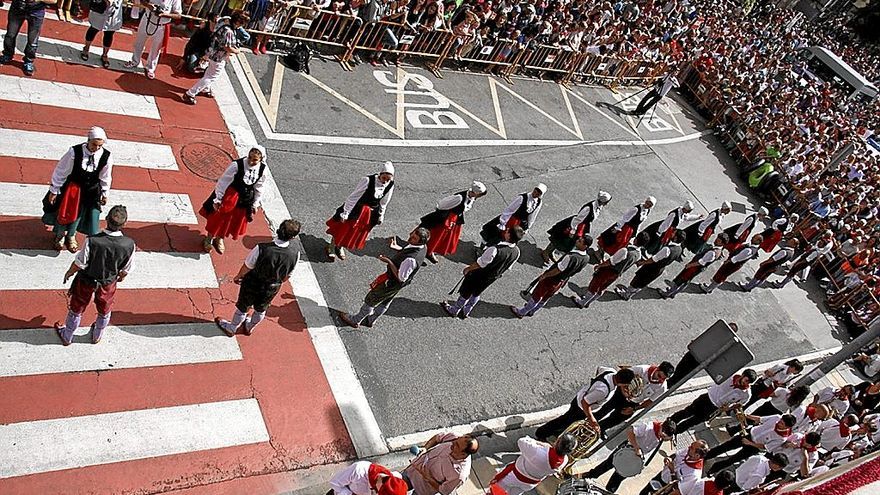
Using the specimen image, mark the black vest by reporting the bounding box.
[420,191,468,228]
[613,246,642,274]
[636,244,683,282]
[554,250,589,280]
[704,209,722,233]
[764,247,795,271]
[386,245,426,290]
[356,174,394,211]
[729,244,759,266]
[513,193,541,229]
[725,213,756,240]
[230,158,266,209]
[244,241,301,286]
[66,144,110,207]
[626,204,646,230]
[577,201,598,231]
[477,243,520,282]
[81,232,135,285]
[666,208,682,230]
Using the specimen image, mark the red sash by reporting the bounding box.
[56,182,82,225]
[701,226,714,241]
[370,273,389,290]
[703,480,723,495]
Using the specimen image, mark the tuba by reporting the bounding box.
[558,419,601,475]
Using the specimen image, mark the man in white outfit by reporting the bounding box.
[488,434,576,495]
[123,0,182,79]
[184,11,248,104]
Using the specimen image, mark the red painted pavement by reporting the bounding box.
[0,9,354,494]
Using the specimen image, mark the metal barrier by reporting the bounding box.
[456,39,524,81]
[341,20,457,77]
[508,44,579,80]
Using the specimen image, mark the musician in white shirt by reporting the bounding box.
[585,419,675,493]
[706,414,796,475]
[638,440,708,495]
[488,434,576,495]
[730,453,789,493]
[670,370,757,433]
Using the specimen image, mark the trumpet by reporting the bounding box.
[651,451,680,495]
[558,419,601,475]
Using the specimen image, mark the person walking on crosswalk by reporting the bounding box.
[55,205,135,346]
[184,10,248,104]
[215,219,302,336]
[0,0,56,76]
[198,146,267,254]
[42,126,114,252]
[124,0,183,79]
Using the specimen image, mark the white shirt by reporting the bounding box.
[50,144,114,195]
[730,244,760,264]
[750,415,791,453]
[780,436,819,475]
[818,419,851,451]
[761,364,795,388]
[658,208,701,233]
[329,461,374,495]
[143,0,183,25]
[791,405,822,435]
[615,205,649,230]
[648,245,675,264]
[679,478,713,495]
[696,250,718,266]
[864,355,880,377]
[396,244,420,283]
[768,246,795,263]
[436,193,475,213]
[214,160,267,208]
[769,387,791,412]
[576,366,616,410]
[734,214,758,238]
[815,387,850,417]
[707,376,750,408]
[557,249,587,272]
[73,229,135,273]
[630,365,667,404]
[658,75,679,97]
[476,242,518,268]
[514,436,564,482]
[735,455,772,491]
[499,194,541,227]
[569,201,603,231]
[805,239,834,263]
[661,447,702,484]
[697,210,722,235]
[243,238,298,270]
[609,246,636,265]
[631,421,663,453]
[342,175,394,221]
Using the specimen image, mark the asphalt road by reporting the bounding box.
[229,53,838,438]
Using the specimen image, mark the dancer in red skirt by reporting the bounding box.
[642,200,702,255]
[739,238,800,291]
[661,233,728,299]
[722,207,767,252]
[326,162,395,261]
[395,181,487,264]
[542,190,612,265]
[700,234,763,293]
[682,201,731,254]
[510,235,591,318]
[480,183,546,248]
[199,146,267,254]
[759,213,798,253]
[573,232,649,309]
[596,196,655,258]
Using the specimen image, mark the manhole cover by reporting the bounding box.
[180,142,235,180]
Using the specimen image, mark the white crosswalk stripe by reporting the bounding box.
[0,74,161,119]
[0,249,219,290]
[0,323,242,377]
[0,128,179,170]
[0,5,135,35]
[0,399,270,479]
[0,28,134,65]
[0,182,198,225]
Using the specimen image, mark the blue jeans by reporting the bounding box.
[3,8,45,62]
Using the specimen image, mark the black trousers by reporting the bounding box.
[752,401,783,417]
[535,398,585,441]
[596,388,639,431]
[669,351,699,387]
[669,393,716,433]
[745,381,772,407]
[634,88,662,115]
[706,436,760,474]
[584,451,627,493]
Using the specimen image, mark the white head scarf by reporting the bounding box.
[88,126,107,141]
[381,161,395,175]
[471,181,487,194]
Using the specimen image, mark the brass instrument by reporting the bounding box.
[732,404,750,432]
[650,451,680,495]
[559,419,601,475]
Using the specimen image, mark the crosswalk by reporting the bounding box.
[0,13,346,493]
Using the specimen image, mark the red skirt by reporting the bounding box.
[426,213,461,255]
[673,264,702,285]
[588,266,618,294]
[598,224,634,255]
[712,261,743,283]
[199,189,249,239]
[532,277,565,301]
[660,226,676,244]
[57,182,82,225]
[760,230,783,252]
[326,205,373,250]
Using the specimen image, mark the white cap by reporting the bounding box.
[471,181,487,194]
[682,200,694,211]
[758,206,769,215]
[597,190,612,203]
[535,183,548,194]
[88,126,107,141]
[645,196,657,205]
[249,144,267,160]
[790,213,800,222]
[721,201,732,210]
[381,161,395,175]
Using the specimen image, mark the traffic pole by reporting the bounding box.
[792,316,880,389]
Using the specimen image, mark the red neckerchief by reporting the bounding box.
[839,423,851,437]
[368,464,392,490]
[648,365,664,384]
[774,424,792,437]
[806,405,818,420]
[548,447,565,469]
[684,456,704,469]
[653,421,664,439]
[732,375,749,390]
[801,438,818,452]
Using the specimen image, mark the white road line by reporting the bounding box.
[217,64,389,457]
[0,323,242,377]
[0,250,218,290]
[0,74,160,119]
[0,29,134,65]
[0,399,269,479]
[0,182,197,224]
[0,128,179,170]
